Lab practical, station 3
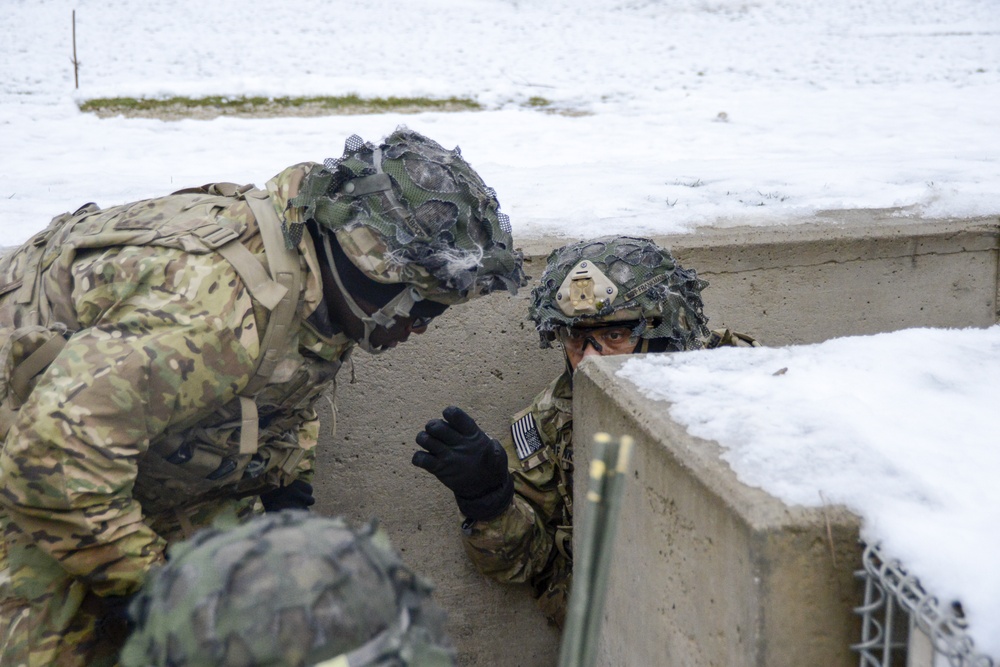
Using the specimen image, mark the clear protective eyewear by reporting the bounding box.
[557,325,639,355]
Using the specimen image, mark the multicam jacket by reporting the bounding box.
[462,329,759,628]
[0,163,351,666]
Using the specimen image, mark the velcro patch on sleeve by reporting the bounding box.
[512,413,544,462]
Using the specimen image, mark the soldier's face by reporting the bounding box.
[367,309,431,349]
[315,230,448,350]
[325,276,448,351]
[558,325,639,371]
[334,292,436,350]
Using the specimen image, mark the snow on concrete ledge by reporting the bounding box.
[617,325,1000,658]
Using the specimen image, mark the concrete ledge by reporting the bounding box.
[574,356,863,666]
[659,214,1000,345]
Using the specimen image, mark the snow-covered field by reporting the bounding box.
[2,0,999,245]
[2,0,999,658]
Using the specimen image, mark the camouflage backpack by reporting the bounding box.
[120,512,456,667]
[0,182,302,452]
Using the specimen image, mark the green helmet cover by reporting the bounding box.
[289,128,526,305]
[529,236,710,350]
[121,512,455,667]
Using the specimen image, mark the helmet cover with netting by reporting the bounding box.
[529,236,710,351]
[120,512,455,667]
[288,127,526,305]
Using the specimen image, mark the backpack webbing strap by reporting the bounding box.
[214,238,287,311]
[231,189,303,455]
[9,333,67,403]
[0,404,16,441]
[236,395,259,456]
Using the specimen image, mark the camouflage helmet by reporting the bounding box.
[529,236,710,351]
[289,127,525,302]
[120,512,455,667]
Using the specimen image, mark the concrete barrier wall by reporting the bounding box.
[573,357,864,666]
[667,213,1000,345]
[313,214,998,666]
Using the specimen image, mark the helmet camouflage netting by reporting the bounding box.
[289,127,526,305]
[529,236,710,351]
[121,512,455,667]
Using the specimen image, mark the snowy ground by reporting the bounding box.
[1,0,999,246]
[2,0,999,659]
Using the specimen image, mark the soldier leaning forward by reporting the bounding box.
[0,128,525,666]
[412,236,757,628]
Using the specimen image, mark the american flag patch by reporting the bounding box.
[512,413,544,461]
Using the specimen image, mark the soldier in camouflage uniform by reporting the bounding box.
[412,236,757,628]
[120,511,456,667]
[0,128,525,666]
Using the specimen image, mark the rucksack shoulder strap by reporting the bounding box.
[240,189,302,395]
[224,189,304,455]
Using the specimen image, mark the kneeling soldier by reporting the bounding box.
[412,236,757,627]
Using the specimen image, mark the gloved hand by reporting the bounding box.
[412,406,514,521]
[95,593,136,643]
[260,479,316,512]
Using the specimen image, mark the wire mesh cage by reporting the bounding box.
[853,542,995,667]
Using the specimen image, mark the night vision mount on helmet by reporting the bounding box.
[288,128,526,353]
[529,236,710,352]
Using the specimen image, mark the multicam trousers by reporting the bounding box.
[0,534,124,667]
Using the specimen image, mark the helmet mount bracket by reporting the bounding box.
[555,260,619,316]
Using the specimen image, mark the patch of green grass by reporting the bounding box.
[77,93,593,119]
[79,94,483,115]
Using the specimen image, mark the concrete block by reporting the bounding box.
[574,356,863,666]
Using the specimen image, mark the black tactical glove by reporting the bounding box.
[95,593,136,643]
[412,406,514,521]
[260,479,316,512]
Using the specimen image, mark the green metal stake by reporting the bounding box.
[580,435,633,667]
[558,432,611,667]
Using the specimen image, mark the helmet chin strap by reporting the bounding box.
[320,233,420,354]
